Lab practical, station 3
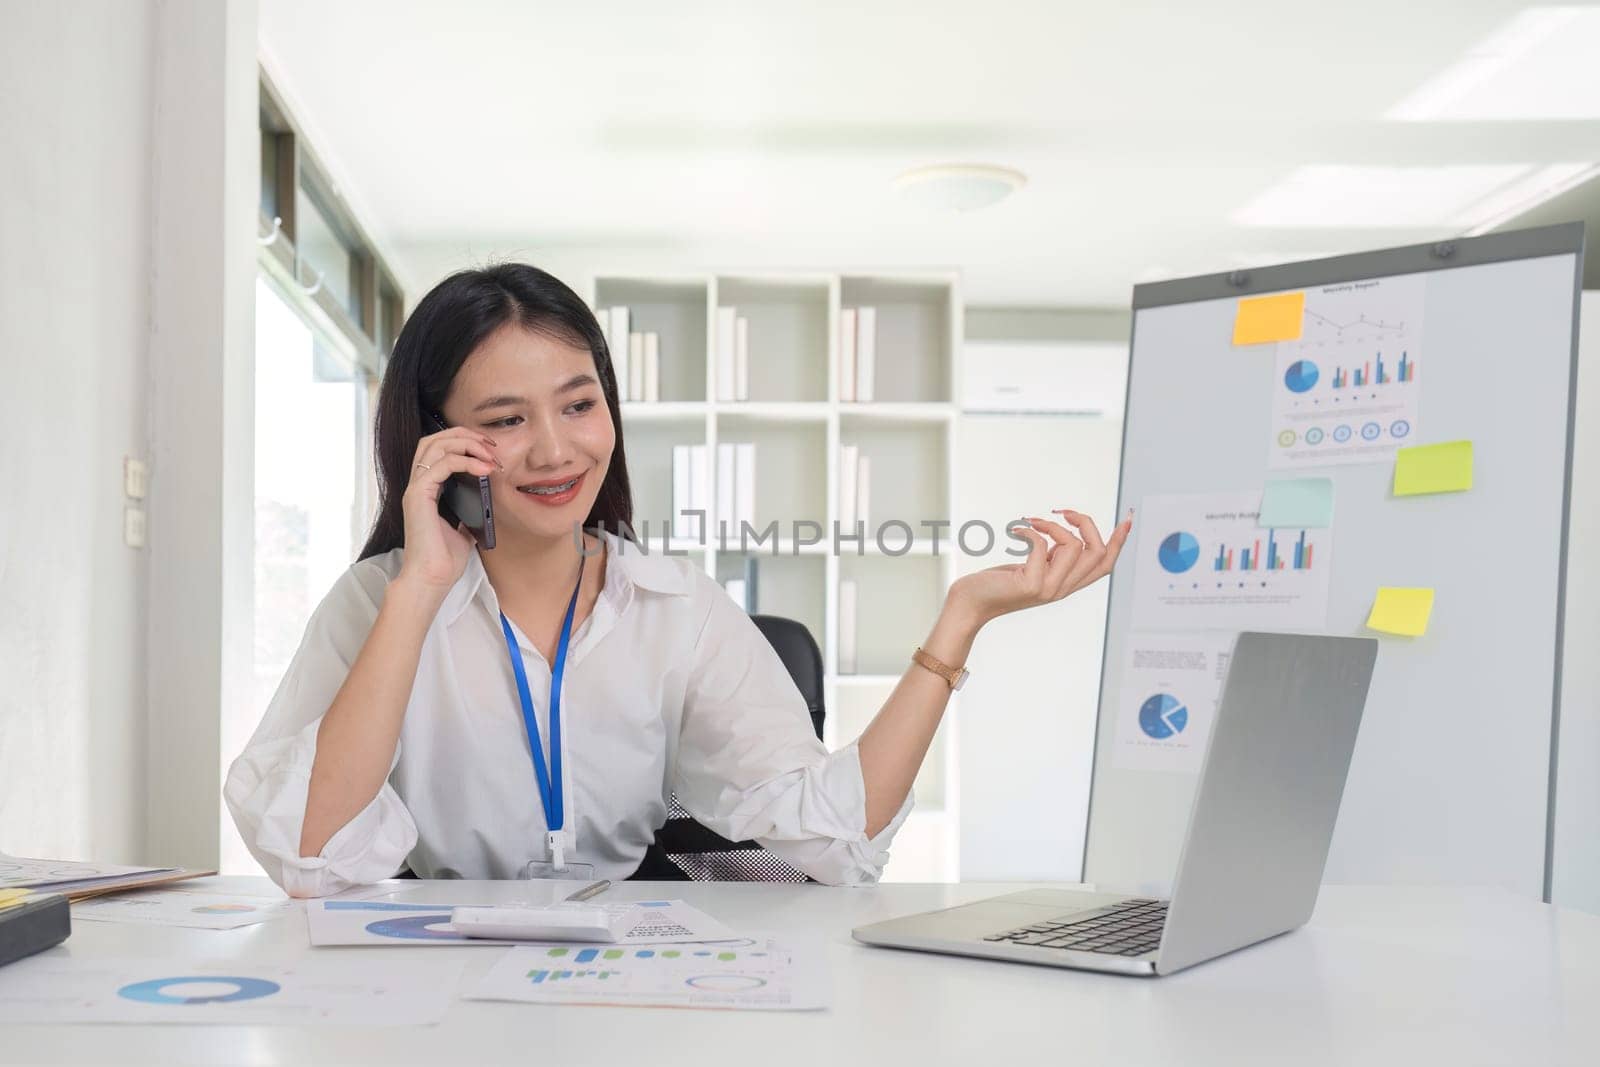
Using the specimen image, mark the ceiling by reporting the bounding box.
[258,0,1600,308]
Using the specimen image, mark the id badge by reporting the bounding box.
[522,860,597,880]
[522,830,592,880]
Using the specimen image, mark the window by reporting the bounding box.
[221,276,374,875]
[226,70,403,873]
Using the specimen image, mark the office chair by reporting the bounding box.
[642,613,826,882]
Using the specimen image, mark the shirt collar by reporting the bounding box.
[438,527,693,627]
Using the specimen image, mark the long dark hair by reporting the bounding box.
[359,263,633,560]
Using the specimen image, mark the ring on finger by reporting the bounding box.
[414,462,432,473]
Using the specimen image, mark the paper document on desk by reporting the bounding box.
[0,955,459,1026]
[467,935,827,1011]
[306,898,737,947]
[72,888,297,930]
[0,855,174,892]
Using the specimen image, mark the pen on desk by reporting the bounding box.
[564,879,611,902]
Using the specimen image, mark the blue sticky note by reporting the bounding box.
[1258,478,1334,529]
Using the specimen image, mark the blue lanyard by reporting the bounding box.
[498,561,584,841]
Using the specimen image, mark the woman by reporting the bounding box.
[225,264,1131,896]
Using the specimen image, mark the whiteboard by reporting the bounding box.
[1083,225,1583,900]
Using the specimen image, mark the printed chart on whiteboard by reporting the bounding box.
[1114,633,1235,774]
[1269,273,1425,469]
[1131,492,1332,632]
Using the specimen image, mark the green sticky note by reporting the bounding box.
[1259,478,1334,528]
[1393,441,1473,496]
[1366,587,1434,637]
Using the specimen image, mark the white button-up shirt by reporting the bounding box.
[225,529,911,896]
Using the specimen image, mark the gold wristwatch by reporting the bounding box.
[912,647,969,691]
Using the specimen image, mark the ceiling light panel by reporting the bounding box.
[1232,164,1535,227]
[1386,7,1600,120]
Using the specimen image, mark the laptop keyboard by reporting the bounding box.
[983,898,1167,957]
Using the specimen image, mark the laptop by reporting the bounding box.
[853,631,1378,976]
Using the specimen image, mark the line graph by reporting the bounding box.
[1303,309,1409,335]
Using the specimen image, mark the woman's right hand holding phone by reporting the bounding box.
[397,425,502,593]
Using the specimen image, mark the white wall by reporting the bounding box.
[1552,289,1599,912]
[954,313,1128,882]
[144,0,259,871]
[0,0,156,863]
[954,413,1123,881]
[0,0,257,868]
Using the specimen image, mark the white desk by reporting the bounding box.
[3,877,1597,1065]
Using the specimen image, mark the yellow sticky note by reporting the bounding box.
[0,888,32,912]
[1393,440,1473,496]
[1232,291,1305,345]
[1367,587,1434,637]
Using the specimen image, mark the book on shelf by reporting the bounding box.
[735,442,756,530]
[855,305,877,403]
[838,578,858,674]
[629,332,645,403]
[672,444,710,541]
[838,444,859,528]
[743,555,759,612]
[839,307,858,402]
[715,306,738,401]
[837,445,870,532]
[856,455,870,532]
[606,306,631,400]
[716,441,758,539]
[716,442,737,536]
[642,331,660,402]
[734,315,750,401]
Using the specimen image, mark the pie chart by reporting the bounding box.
[117,976,281,1005]
[1157,532,1200,574]
[1138,693,1189,740]
[1284,360,1320,393]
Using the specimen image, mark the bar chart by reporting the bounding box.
[1332,350,1415,389]
[1213,528,1316,572]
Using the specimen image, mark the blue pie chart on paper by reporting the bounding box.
[118,976,281,1005]
[1157,532,1200,574]
[1284,360,1320,393]
[1138,694,1189,740]
[365,914,463,940]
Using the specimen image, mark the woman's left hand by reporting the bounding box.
[947,509,1133,627]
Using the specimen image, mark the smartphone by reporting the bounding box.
[425,411,495,549]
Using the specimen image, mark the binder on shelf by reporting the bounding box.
[839,307,858,402]
[839,444,860,529]
[673,444,710,541]
[734,316,750,401]
[715,306,738,401]
[643,332,661,403]
[691,444,709,540]
[608,306,631,400]
[716,442,758,539]
[672,445,691,540]
[629,332,645,403]
[744,555,759,613]
[838,579,858,675]
[856,455,871,532]
[855,306,877,404]
[736,442,756,530]
[716,442,737,538]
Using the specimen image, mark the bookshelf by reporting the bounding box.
[595,270,963,882]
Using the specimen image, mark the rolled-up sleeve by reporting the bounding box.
[672,590,913,885]
[224,564,418,897]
